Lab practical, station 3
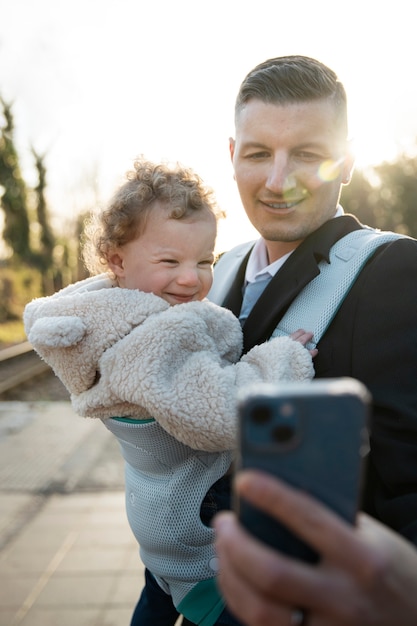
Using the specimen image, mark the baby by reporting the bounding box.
[24,157,315,626]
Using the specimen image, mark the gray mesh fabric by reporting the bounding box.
[104,418,232,605]
[272,229,404,349]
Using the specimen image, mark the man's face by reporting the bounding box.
[230,98,354,261]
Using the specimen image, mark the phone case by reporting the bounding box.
[235,377,370,563]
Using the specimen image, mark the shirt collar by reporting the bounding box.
[245,205,345,282]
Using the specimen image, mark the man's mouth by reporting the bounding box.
[262,187,309,210]
[262,198,304,210]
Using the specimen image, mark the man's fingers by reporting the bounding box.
[215,513,311,625]
[234,471,372,574]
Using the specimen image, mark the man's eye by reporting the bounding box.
[245,151,269,160]
[297,151,324,161]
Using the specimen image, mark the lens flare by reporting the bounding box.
[282,174,309,201]
[317,158,343,182]
[283,174,297,195]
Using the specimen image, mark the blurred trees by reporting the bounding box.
[0,96,84,324]
[0,96,31,262]
[341,148,417,237]
[31,148,56,273]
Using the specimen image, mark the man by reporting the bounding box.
[210,55,417,625]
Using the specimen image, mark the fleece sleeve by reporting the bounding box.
[100,301,314,451]
[24,280,169,395]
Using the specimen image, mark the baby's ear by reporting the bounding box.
[28,316,87,348]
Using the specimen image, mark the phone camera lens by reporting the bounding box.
[272,424,296,443]
[251,405,272,425]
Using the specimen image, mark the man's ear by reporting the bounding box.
[342,142,355,185]
[229,137,235,162]
[108,252,125,279]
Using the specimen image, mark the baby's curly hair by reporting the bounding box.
[82,156,225,275]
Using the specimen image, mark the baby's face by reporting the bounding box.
[109,204,217,305]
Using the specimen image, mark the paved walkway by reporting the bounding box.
[0,401,160,626]
[1,490,144,626]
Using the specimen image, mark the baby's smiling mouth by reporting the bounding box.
[169,293,197,303]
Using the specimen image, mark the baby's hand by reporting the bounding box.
[290,329,318,358]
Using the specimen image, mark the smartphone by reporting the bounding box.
[235,377,370,563]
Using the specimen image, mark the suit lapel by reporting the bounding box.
[242,249,319,352]
[221,253,249,316]
[209,242,254,312]
[242,216,363,352]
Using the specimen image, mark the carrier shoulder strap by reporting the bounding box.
[272,228,405,349]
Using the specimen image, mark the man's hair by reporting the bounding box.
[235,55,347,134]
[82,156,224,274]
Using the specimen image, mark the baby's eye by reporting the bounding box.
[198,258,214,268]
[161,259,178,265]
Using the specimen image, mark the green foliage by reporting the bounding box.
[0,97,31,261]
[0,264,43,323]
[373,154,417,236]
[0,96,79,311]
[341,149,417,237]
[30,147,57,296]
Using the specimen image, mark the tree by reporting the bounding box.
[373,153,417,237]
[340,168,376,227]
[341,146,417,238]
[31,147,55,269]
[0,96,31,262]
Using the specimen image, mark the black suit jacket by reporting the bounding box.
[212,214,417,545]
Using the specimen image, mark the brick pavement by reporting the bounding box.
[0,402,152,626]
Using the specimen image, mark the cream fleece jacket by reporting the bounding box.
[24,274,314,452]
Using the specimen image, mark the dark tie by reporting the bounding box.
[239,275,272,324]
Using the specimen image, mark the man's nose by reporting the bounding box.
[265,154,292,193]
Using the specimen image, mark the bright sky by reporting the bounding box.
[1,0,417,252]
